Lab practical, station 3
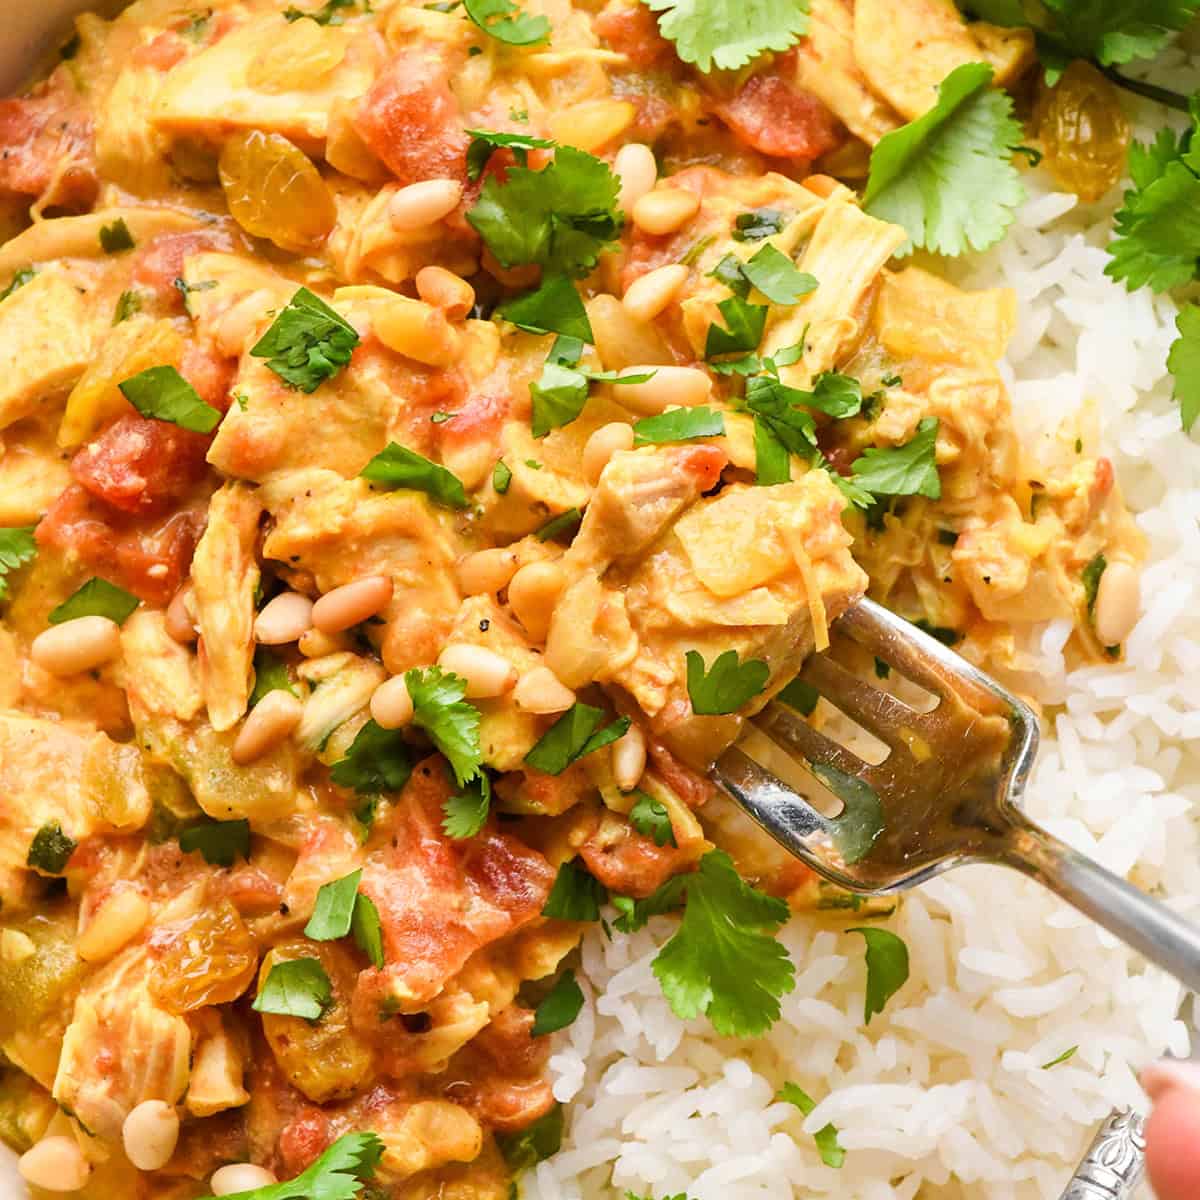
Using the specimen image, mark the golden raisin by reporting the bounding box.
[148,898,258,1014]
[1034,60,1131,203]
[218,130,337,253]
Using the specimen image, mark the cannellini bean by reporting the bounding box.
[371,675,414,729]
[612,723,647,791]
[622,264,688,323]
[513,666,576,714]
[582,422,635,484]
[388,178,463,230]
[254,591,314,645]
[437,644,517,699]
[312,576,394,634]
[415,266,475,320]
[77,890,150,964]
[457,548,520,596]
[508,561,566,642]
[632,187,700,236]
[211,1164,278,1196]
[122,1100,180,1172]
[615,365,711,415]
[298,628,352,658]
[18,1137,90,1193]
[613,142,657,215]
[165,586,197,644]
[232,691,303,765]
[373,296,460,367]
[1094,560,1140,646]
[31,616,121,677]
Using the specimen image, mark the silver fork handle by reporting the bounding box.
[1004,818,1200,994]
[1059,1110,1145,1200]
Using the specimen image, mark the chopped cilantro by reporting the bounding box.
[530,361,590,436]
[330,720,413,794]
[1083,552,1107,617]
[99,218,135,254]
[811,764,885,865]
[805,372,863,418]
[112,289,143,325]
[496,1104,564,1171]
[360,442,469,509]
[864,63,1024,257]
[27,822,77,875]
[498,273,594,342]
[733,207,789,241]
[249,646,296,708]
[531,969,585,1036]
[849,418,941,499]
[252,958,334,1020]
[350,892,384,968]
[535,507,583,542]
[745,375,819,485]
[0,267,35,302]
[283,0,360,23]
[0,526,37,604]
[776,676,819,715]
[685,649,769,716]
[738,243,818,305]
[778,1083,845,1168]
[542,859,609,920]
[1168,304,1200,430]
[848,927,909,1024]
[463,0,551,44]
[251,287,360,393]
[173,276,218,317]
[209,1133,383,1200]
[405,667,484,786]
[633,406,724,445]
[179,819,251,868]
[305,869,363,941]
[1041,1045,1079,1070]
[430,410,456,424]
[465,128,556,180]
[49,577,140,626]
[705,295,767,358]
[119,365,222,434]
[641,0,810,71]
[629,792,676,847]
[492,460,513,494]
[442,772,492,839]
[526,703,630,774]
[913,618,960,646]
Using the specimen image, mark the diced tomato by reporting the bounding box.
[131,230,231,310]
[353,52,469,186]
[355,758,556,1013]
[647,736,716,808]
[1092,456,1115,501]
[675,443,727,492]
[712,59,843,163]
[620,165,714,293]
[593,4,675,68]
[70,414,211,517]
[0,70,97,209]
[434,389,508,456]
[36,484,205,606]
[131,32,188,71]
[181,338,236,411]
[276,1108,331,1177]
[579,812,691,898]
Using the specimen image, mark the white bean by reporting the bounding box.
[415,266,475,320]
[122,1100,180,1172]
[77,890,150,964]
[613,142,657,215]
[312,575,393,634]
[623,264,688,323]
[232,690,303,765]
[1094,560,1140,647]
[389,179,463,230]
[582,422,635,484]
[615,366,711,415]
[437,644,517,699]
[631,187,700,236]
[612,723,647,791]
[456,548,520,596]
[254,591,314,645]
[370,675,414,729]
[513,666,576,714]
[31,615,121,676]
[211,1164,278,1196]
[18,1137,90,1193]
[507,561,566,643]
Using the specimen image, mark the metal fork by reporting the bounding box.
[715,597,1200,994]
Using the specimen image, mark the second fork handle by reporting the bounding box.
[1001,817,1200,995]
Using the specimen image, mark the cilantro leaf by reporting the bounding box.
[119,365,222,434]
[776,677,819,715]
[179,819,251,868]
[113,289,143,325]
[305,870,362,941]
[360,442,469,509]
[810,764,885,865]
[542,859,609,920]
[99,218,135,254]
[1107,156,1200,293]
[466,128,556,181]
[864,62,1024,257]
[492,460,513,493]
[0,526,36,604]
[806,372,863,419]
[850,418,941,499]
[530,361,590,437]
[249,647,296,708]
[251,288,360,393]
[1082,552,1107,616]
[442,772,492,839]
[685,648,769,715]
[49,577,140,626]
[1041,0,1200,69]
[405,667,484,785]
[27,822,77,875]
[633,406,724,445]
[463,0,551,44]
[329,720,413,795]
[283,0,361,23]
[496,1105,564,1172]
[651,849,794,1036]
[1041,1045,1078,1070]
[641,0,810,71]
[629,792,676,847]
[531,969,585,1036]
[0,267,35,302]
[535,507,583,541]
[467,146,623,279]
[525,703,630,774]
[252,958,333,1021]
[733,207,789,241]
[351,892,384,968]
[611,878,686,933]
[498,273,594,342]
[201,1132,385,1200]
[778,1083,845,1169]
[1168,305,1200,430]
[739,244,818,305]
[848,927,909,1024]
[705,296,767,358]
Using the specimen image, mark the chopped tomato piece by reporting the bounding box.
[712,61,843,163]
[594,4,675,68]
[276,1107,331,1177]
[353,52,469,186]
[70,414,211,517]
[131,32,188,71]
[579,810,691,898]
[36,484,205,606]
[131,230,231,310]
[647,736,716,808]
[181,339,236,411]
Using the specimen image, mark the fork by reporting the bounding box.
[714,596,1200,994]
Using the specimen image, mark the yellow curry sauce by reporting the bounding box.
[0,0,1140,1196]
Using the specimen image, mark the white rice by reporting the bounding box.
[527,55,1200,1200]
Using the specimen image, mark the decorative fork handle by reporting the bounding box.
[1059,1110,1145,1200]
[1003,818,1200,995]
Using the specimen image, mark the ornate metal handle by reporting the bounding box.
[1060,1110,1146,1200]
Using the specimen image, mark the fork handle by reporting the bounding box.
[1002,819,1200,994]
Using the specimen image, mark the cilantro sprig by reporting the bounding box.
[629,792,677,847]
[685,649,769,715]
[442,772,492,839]
[251,288,360,393]
[179,819,251,868]
[0,526,36,604]
[200,1132,384,1200]
[360,443,469,509]
[330,720,413,795]
[27,822,77,875]
[525,703,630,775]
[306,871,385,968]
[463,0,550,44]
[848,927,909,1024]
[633,407,724,445]
[406,667,484,786]
[253,958,334,1020]
[849,418,941,500]
[531,969,585,1036]
[528,336,654,436]
[499,273,594,342]
[542,859,609,920]
[1168,305,1200,430]
[49,578,140,626]
[642,0,810,71]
